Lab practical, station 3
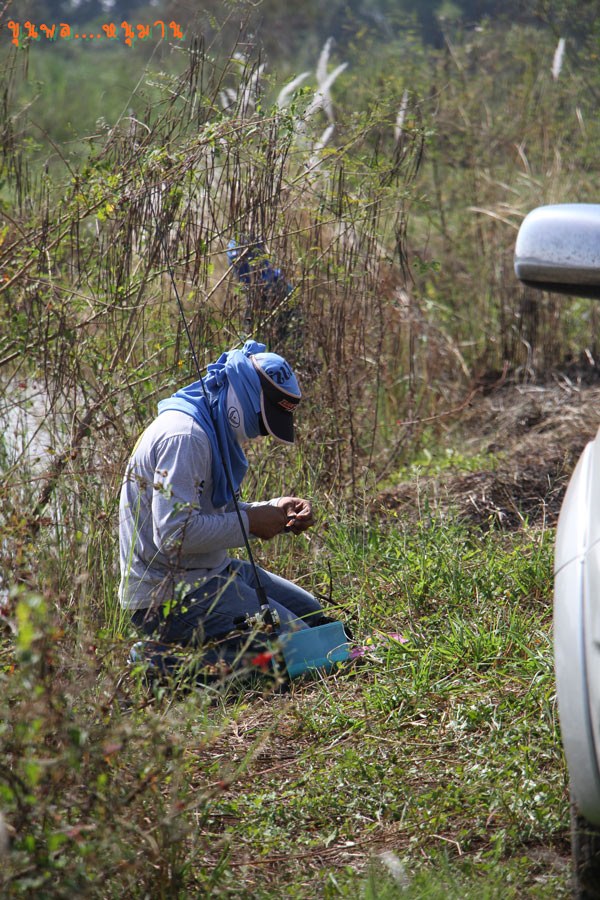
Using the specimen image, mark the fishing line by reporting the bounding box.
[139,164,277,627]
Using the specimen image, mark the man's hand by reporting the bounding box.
[277,496,315,534]
[246,504,288,539]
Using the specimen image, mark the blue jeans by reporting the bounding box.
[131,560,323,647]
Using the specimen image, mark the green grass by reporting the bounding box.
[0,510,570,897]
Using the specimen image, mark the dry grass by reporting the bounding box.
[375,378,600,529]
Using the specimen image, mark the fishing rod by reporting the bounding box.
[137,169,351,682]
[141,171,279,632]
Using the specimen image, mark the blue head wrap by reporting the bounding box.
[157,340,266,507]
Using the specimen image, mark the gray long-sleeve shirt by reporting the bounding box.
[118,410,273,610]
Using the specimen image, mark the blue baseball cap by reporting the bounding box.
[250,352,301,444]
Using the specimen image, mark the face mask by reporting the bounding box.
[226,384,251,443]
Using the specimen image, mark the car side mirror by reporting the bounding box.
[514,203,600,299]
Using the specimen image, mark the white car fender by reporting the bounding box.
[555,430,600,822]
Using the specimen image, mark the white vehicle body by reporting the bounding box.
[555,433,600,823]
[515,204,600,889]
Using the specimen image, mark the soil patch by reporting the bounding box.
[376,378,600,529]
